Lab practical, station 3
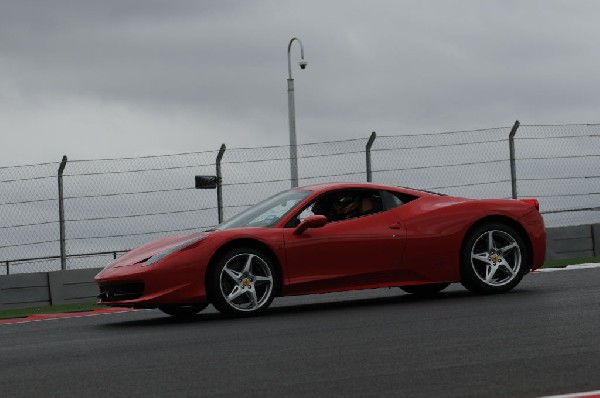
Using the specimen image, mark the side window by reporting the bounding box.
[296,202,316,222]
[287,189,391,227]
[316,189,383,222]
[286,201,317,228]
[351,191,383,219]
[382,190,418,210]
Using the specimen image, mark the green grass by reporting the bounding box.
[541,256,600,269]
[0,302,102,320]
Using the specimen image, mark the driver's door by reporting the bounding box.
[281,197,406,295]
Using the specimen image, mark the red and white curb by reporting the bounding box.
[539,390,600,398]
[0,308,142,326]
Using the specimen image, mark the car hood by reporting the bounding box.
[107,232,208,268]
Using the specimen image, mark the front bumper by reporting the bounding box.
[95,253,209,307]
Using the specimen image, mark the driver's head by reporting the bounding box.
[312,199,328,216]
[333,195,359,217]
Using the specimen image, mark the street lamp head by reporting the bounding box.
[288,37,307,78]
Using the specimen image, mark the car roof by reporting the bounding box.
[294,182,437,197]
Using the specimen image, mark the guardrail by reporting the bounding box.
[2,251,128,276]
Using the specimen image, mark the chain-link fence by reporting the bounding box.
[1,162,61,275]
[2,123,599,275]
[513,124,600,227]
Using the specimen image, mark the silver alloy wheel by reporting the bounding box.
[219,253,274,312]
[470,230,522,286]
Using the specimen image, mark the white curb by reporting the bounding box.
[535,263,600,272]
[539,389,600,397]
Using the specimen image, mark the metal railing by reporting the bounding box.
[2,121,599,274]
[2,250,129,276]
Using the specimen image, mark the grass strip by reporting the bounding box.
[0,302,102,320]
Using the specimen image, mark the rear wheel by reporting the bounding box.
[460,222,528,294]
[207,247,277,317]
[400,283,450,296]
[158,303,208,318]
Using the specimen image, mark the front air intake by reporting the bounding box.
[98,282,144,302]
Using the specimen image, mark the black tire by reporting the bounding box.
[158,303,208,318]
[400,283,450,296]
[460,222,529,294]
[207,247,278,317]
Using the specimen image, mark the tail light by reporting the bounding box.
[520,198,540,211]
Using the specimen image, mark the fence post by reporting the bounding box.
[216,144,226,224]
[366,132,377,182]
[5,261,8,275]
[592,224,599,257]
[508,121,520,199]
[58,155,68,271]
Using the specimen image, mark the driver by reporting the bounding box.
[331,195,360,221]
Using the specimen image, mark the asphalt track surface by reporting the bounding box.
[1,268,599,398]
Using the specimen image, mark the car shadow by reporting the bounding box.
[98,287,535,328]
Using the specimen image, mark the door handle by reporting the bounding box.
[389,223,401,230]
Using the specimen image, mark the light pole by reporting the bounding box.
[287,37,307,188]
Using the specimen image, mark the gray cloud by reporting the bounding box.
[1,0,600,167]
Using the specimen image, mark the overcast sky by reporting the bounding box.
[1,0,599,168]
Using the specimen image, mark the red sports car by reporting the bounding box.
[95,182,546,317]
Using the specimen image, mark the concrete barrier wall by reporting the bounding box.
[545,224,599,260]
[0,273,51,310]
[0,268,102,310]
[1,223,599,309]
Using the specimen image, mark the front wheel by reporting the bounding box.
[460,222,529,294]
[158,303,208,318]
[207,247,278,317]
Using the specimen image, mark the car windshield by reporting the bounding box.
[216,189,312,230]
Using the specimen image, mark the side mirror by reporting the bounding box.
[294,215,327,235]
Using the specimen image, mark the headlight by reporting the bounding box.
[143,235,206,267]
